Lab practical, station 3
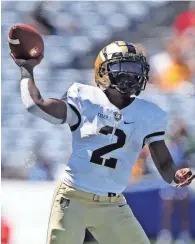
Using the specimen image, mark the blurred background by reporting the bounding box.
[1,1,195,244]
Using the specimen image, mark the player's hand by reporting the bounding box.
[174,168,195,188]
[10,52,44,68]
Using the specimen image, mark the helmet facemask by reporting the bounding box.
[99,54,149,96]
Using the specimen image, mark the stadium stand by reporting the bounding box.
[2,1,194,176]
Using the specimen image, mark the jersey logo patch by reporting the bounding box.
[113,112,122,121]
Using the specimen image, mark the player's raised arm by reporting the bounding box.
[149,140,195,187]
[10,53,79,126]
[8,24,79,127]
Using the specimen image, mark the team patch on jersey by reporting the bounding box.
[113,111,122,121]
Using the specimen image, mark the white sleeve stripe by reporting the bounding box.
[143,131,165,147]
[20,78,63,125]
[145,135,165,145]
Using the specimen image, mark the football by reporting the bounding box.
[8,24,44,60]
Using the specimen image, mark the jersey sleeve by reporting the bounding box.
[143,106,167,147]
[61,83,82,131]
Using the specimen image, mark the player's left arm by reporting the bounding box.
[149,140,195,188]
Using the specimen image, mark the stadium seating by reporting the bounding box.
[2,1,195,172]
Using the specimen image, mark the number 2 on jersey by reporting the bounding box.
[90,126,126,169]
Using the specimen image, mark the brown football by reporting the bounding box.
[8,24,44,60]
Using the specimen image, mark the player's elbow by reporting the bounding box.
[25,102,38,115]
[21,88,44,112]
[24,101,64,125]
[23,98,41,112]
[23,98,38,115]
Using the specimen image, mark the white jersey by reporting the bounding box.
[62,83,167,195]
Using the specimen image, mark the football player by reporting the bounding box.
[11,41,195,244]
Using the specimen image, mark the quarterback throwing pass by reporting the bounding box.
[11,41,195,244]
